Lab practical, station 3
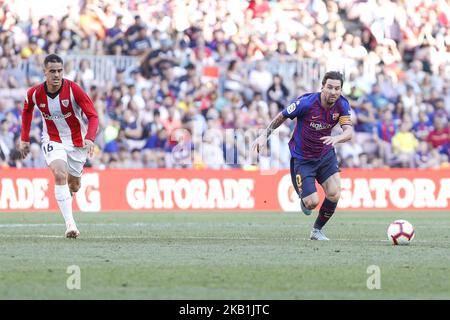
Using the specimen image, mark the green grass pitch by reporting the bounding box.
[0,211,449,299]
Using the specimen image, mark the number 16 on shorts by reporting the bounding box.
[42,143,54,155]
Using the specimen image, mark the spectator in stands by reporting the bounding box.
[125,15,144,41]
[224,59,247,94]
[248,60,273,99]
[20,36,44,59]
[127,148,144,169]
[22,143,46,168]
[0,57,10,88]
[366,83,389,110]
[354,100,377,134]
[431,98,449,121]
[105,15,126,55]
[338,134,364,168]
[415,141,439,169]
[413,111,433,141]
[78,58,95,90]
[267,74,290,109]
[0,118,14,153]
[1,0,450,170]
[375,109,396,164]
[426,117,450,152]
[121,83,145,110]
[391,122,419,168]
[201,129,225,169]
[7,135,24,168]
[128,25,151,56]
[6,55,26,88]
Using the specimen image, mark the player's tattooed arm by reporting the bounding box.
[252,112,287,153]
[265,112,287,138]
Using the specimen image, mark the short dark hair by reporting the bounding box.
[44,54,63,67]
[322,71,344,87]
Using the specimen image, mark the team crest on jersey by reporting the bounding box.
[332,113,339,120]
[287,103,296,114]
[62,99,69,107]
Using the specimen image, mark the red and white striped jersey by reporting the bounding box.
[21,79,99,148]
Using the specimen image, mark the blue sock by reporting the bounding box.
[314,198,338,230]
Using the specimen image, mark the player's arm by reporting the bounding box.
[252,112,287,153]
[264,112,288,139]
[321,105,354,146]
[72,82,99,157]
[252,96,305,153]
[19,89,35,159]
[321,124,354,147]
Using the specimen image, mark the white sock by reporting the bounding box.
[55,184,75,226]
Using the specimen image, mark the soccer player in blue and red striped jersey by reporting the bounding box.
[253,71,353,240]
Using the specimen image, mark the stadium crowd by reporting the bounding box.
[0,0,449,170]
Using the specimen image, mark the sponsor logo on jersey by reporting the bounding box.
[287,103,296,114]
[42,112,72,121]
[309,122,333,131]
[332,113,339,120]
[39,104,46,109]
[61,99,69,107]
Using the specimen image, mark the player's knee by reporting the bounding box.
[304,197,320,209]
[69,182,80,194]
[52,169,68,183]
[309,200,320,209]
[326,190,341,203]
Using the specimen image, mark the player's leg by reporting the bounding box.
[315,172,340,229]
[290,157,320,215]
[65,173,81,238]
[64,145,88,235]
[310,150,341,240]
[42,141,78,238]
[67,174,81,195]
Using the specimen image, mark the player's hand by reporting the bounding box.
[320,136,339,146]
[84,139,95,158]
[252,135,268,154]
[19,141,30,159]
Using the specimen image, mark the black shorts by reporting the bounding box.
[290,149,340,198]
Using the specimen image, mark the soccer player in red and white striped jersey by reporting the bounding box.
[19,54,99,238]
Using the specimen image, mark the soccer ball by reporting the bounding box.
[387,220,415,245]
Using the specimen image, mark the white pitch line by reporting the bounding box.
[0,223,341,228]
[0,223,63,228]
[0,223,182,228]
[0,234,386,241]
[0,222,449,228]
[0,234,448,244]
[0,234,62,238]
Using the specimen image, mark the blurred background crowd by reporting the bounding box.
[0,0,449,170]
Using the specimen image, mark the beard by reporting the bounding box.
[327,96,337,104]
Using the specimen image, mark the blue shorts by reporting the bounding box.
[290,149,340,199]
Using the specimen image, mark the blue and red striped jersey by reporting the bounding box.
[281,92,352,160]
